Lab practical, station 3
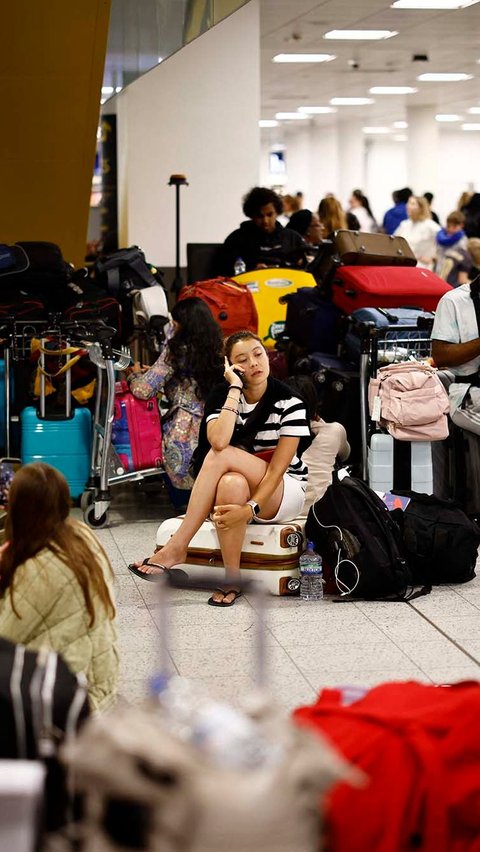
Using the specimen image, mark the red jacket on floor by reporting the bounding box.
[294,681,480,852]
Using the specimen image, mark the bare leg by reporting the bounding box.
[210,472,250,604]
[133,447,272,574]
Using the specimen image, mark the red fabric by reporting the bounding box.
[178,278,258,337]
[333,266,452,313]
[293,681,480,852]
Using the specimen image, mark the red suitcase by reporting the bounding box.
[332,266,452,314]
[177,278,258,338]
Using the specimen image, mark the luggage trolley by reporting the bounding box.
[79,324,165,529]
[351,311,435,483]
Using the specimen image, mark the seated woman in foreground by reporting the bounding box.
[0,463,118,712]
[129,331,311,607]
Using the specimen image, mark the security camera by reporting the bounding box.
[348,59,360,70]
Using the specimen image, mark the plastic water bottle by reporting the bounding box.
[299,541,324,601]
[234,257,246,275]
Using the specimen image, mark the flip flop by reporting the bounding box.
[127,559,188,584]
[207,588,242,607]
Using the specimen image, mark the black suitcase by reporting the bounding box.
[334,230,417,267]
[0,637,89,831]
[304,353,361,469]
[284,287,343,354]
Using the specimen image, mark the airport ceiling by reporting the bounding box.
[103,0,480,129]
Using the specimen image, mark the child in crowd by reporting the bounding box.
[284,374,350,515]
[0,463,118,712]
[436,211,472,286]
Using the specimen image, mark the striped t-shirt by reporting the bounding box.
[207,391,310,482]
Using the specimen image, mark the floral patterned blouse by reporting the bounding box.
[128,323,203,490]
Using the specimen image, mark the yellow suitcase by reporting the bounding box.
[232,268,316,348]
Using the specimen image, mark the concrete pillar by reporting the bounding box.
[337,119,366,208]
[406,105,439,196]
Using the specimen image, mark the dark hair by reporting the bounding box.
[283,374,320,421]
[286,209,313,237]
[224,330,264,362]
[423,192,434,204]
[168,298,224,400]
[242,187,283,218]
[397,187,413,204]
[352,189,375,222]
[0,463,115,627]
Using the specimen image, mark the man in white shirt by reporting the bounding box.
[432,283,480,378]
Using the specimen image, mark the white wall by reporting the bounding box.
[113,1,260,267]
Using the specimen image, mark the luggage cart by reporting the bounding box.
[78,324,165,529]
[352,314,435,482]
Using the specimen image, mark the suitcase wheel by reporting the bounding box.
[84,504,109,529]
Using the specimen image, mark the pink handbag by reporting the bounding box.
[368,362,449,441]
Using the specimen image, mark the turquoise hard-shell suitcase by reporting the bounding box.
[20,407,92,499]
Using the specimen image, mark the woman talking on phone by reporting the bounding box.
[128,331,311,607]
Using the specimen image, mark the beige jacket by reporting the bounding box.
[0,522,118,713]
[300,419,350,517]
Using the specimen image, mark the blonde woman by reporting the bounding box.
[394,195,441,269]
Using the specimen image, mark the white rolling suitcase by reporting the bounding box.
[156,516,305,595]
[368,433,434,495]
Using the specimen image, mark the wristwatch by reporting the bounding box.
[246,499,261,520]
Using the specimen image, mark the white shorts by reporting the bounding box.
[254,474,306,524]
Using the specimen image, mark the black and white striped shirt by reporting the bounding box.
[207,389,310,482]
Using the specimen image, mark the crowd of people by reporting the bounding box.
[218,184,480,289]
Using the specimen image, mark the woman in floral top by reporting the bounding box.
[126,297,224,506]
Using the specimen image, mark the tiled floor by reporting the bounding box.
[79,480,480,714]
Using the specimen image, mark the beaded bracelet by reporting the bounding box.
[229,385,243,391]
[221,405,239,414]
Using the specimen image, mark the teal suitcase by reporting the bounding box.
[20,406,92,500]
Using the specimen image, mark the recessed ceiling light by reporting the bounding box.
[435,114,462,121]
[272,53,336,63]
[363,126,391,134]
[324,30,398,40]
[115,86,123,93]
[158,56,163,63]
[462,122,480,129]
[101,86,114,95]
[468,106,480,113]
[417,73,474,81]
[393,134,408,141]
[297,106,337,114]
[330,97,375,105]
[369,86,418,94]
[393,121,408,128]
[275,112,308,120]
[391,1,479,8]
[259,120,279,127]
[100,98,106,105]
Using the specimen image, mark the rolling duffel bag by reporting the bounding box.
[155,515,305,595]
[334,230,417,267]
[332,266,452,314]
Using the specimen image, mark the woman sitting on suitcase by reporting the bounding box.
[0,462,118,712]
[126,297,224,509]
[129,330,311,606]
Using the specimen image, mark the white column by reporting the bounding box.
[406,105,439,196]
[337,118,366,207]
[307,120,340,209]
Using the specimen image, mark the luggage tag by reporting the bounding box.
[371,395,382,422]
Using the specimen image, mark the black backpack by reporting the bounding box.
[390,491,480,586]
[305,474,414,600]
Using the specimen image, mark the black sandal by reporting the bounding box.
[207,588,243,607]
[127,559,188,584]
